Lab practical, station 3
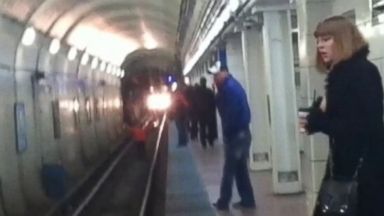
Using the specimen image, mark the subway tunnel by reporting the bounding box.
[1,0,384,216]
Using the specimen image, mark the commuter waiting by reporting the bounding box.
[195,77,217,149]
[184,82,199,141]
[208,61,256,211]
[170,85,189,147]
[300,16,384,216]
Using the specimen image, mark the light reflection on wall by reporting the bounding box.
[67,25,140,65]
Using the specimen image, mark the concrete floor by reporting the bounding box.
[189,140,308,216]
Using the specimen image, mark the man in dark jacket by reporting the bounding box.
[184,83,199,141]
[196,77,217,148]
[208,61,255,210]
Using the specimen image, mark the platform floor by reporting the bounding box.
[167,121,308,216]
[191,140,308,216]
[166,124,216,216]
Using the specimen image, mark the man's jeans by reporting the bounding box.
[218,129,255,206]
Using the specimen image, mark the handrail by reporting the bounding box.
[139,113,167,216]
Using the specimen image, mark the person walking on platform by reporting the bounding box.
[300,16,384,216]
[184,83,199,141]
[196,77,217,149]
[208,61,256,211]
[170,86,189,147]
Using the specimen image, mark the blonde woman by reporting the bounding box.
[303,16,384,215]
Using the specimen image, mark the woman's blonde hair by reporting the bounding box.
[314,16,368,71]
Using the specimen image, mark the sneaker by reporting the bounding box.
[232,201,256,209]
[212,202,229,211]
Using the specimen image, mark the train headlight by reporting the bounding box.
[146,92,172,110]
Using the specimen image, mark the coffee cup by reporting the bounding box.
[298,107,311,133]
[298,107,311,118]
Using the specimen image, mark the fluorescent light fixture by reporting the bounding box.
[171,82,178,92]
[68,47,78,61]
[114,98,121,108]
[183,5,233,74]
[91,57,98,69]
[359,23,374,39]
[100,61,106,71]
[22,27,36,46]
[378,14,384,23]
[120,69,125,78]
[143,32,158,49]
[379,25,384,35]
[106,64,112,74]
[373,0,384,8]
[81,53,89,65]
[85,100,91,111]
[73,99,80,112]
[229,0,240,12]
[184,77,190,85]
[49,38,61,54]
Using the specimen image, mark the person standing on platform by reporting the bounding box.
[196,77,217,149]
[170,86,189,147]
[208,61,256,211]
[184,83,199,141]
[300,16,384,216]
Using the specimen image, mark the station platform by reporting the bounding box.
[166,122,308,216]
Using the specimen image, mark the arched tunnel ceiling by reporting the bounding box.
[0,0,182,65]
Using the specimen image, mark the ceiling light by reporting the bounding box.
[143,33,158,49]
[106,64,112,74]
[81,53,89,65]
[49,38,60,54]
[100,61,106,71]
[184,77,190,85]
[228,0,240,12]
[22,27,36,46]
[91,57,98,69]
[68,47,78,61]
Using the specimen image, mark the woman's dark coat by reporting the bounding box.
[307,46,384,216]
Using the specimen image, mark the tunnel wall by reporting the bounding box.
[0,15,124,216]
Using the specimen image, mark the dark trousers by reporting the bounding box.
[218,129,255,206]
[175,118,188,146]
[190,119,198,140]
[199,118,217,147]
[357,180,384,216]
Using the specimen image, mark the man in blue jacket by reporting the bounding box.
[208,61,255,210]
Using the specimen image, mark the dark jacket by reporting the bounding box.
[216,75,251,140]
[196,85,216,119]
[307,46,384,181]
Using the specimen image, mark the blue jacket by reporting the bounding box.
[216,75,251,140]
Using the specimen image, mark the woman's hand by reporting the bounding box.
[320,97,327,112]
[299,116,309,134]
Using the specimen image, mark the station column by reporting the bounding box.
[241,23,273,171]
[262,10,302,194]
